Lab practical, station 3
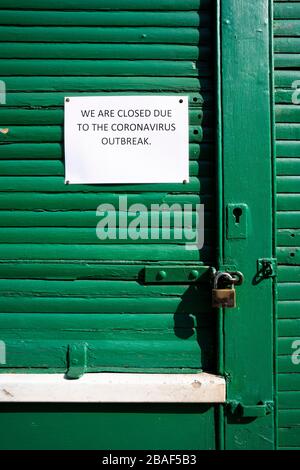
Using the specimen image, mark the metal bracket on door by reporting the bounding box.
[227,400,274,418]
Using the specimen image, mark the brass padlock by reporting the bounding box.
[212,272,236,308]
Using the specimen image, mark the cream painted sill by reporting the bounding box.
[0,372,226,403]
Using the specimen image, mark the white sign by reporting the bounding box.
[64,96,189,184]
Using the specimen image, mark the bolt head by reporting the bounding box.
[157,270,167,281]
[189,270,199,281]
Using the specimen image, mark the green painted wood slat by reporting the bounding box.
[0,0,207,10]
[0,60,205,77]
[0,11,206,27]
[0,27,204,44]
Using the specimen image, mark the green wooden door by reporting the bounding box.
[219,0,275,450]
[0,0,275,450]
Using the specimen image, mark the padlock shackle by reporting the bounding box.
[213,272,235,289]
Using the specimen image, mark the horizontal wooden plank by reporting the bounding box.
[0,244,204,261]
[0,261,209,281]
[275,54,300,68]
[275,37,300,53]
[278,337,300,355]
[0,297,212,315]
[3,92,208,108]
[0,159,203,176]
[278,356,300,374]
[274,20,300,37]
[277,247,300,264]
[0,279,198,297]
[0,60,203,78]
[277,158,300,176]
[277,211,300,228]
[0,126,65,143]
[0,314,211,331]
[0,176,208,193]
[0,325,210,341]
[0,26,204,44]
[0,160,206,177]
[278,301,300,319]
[275,70,300,88]
[0,193,212,211]
[0,228,213,245]
[0,297,208,315]
[278,283,300,301]
[277,194,300,211]
[278,319,300,337]
[0,0,207,10]
[278,410,300,427]
[277,176,300,193]
[278,266,300,283]
[276,124,300,140]
[276,106,300,124]
[0,43,202,60]
[278,375,300,392]
[279,391,300,410]
[277,229,300,246]
[0,77,203,92]
[276,141,300,157]
[275,89,298,104]
[0,143,63,159]
[0,11,206,27]
[278,427,300,448]
[275,3,300,20]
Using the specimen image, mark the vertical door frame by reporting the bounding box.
[217,0,276,449]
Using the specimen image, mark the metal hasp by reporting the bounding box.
[144,265,214,284]
[257,258,277,279]
[227,400,274,419]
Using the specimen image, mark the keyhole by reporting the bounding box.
[233,207,243,224]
